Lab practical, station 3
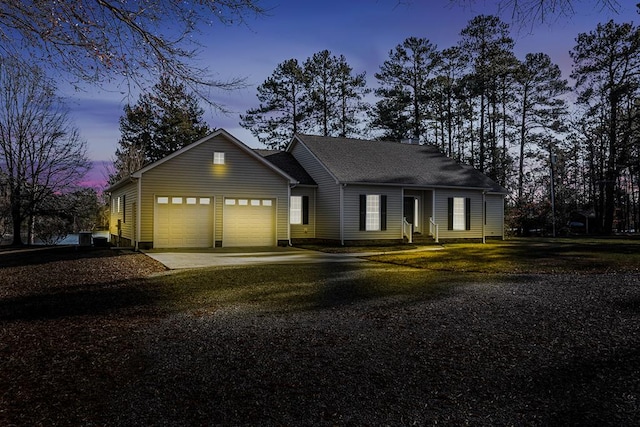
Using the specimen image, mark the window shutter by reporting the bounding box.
[302,196,309,225]
[465,197,471,230]
[380,195,387,231]
[359,195,366,231]
[447,197,453,230]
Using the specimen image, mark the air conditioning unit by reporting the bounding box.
[78,231,92,247]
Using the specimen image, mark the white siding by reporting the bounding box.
[110,181,137,244]
[485,193,505,238]
[290,187,316,239]
[434,189,484,239]
[290,142,341,240]
[342,185,403,241]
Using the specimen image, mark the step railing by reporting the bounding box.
[429,217,439,243]
[403,217,413,243]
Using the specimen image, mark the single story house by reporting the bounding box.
[106,129,507,249]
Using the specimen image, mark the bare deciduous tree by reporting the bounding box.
[0,0,264,103]
[452,0,623,24]
[0,58,89,246]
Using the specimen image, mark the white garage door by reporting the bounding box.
[223,198,275,247]
[154,196,213,248]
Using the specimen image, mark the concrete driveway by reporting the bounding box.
[142,246,373,269]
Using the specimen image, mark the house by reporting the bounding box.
[107,129,507,249]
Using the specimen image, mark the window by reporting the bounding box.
[157,197,169,204]
[359,194,387,231]
[290,196,302,224]
[172,197,183,204]
[213,152,225,164]
[251,199,261,206]
[116,196,121,213]
[448,197,471,231]
[122,195,126,223]
[366,195,380,231]
[262,200,272,207]
[225,199,236,205]
[290,196,309,225]
[238,199,248,206]
[200,198,211,205]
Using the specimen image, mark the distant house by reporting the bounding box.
[107,129,507,249]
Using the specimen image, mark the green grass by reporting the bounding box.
[367,237,640,274]
[150,262,470,314]
[143,237,640,315]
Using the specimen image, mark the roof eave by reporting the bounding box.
[340,181,507,193]
[105,176,138,193]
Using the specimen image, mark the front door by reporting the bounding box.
[404,197,415,225]
[404,196,421,232]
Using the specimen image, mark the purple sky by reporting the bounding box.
[70,0,637,187]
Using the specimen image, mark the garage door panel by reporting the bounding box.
[154,196,213,248]
[223,199,275,247]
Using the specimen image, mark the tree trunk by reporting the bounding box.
[10,191,23,246]
[603,92,619,234]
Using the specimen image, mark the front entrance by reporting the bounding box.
[403,196,420,232]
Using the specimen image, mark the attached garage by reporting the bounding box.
[223,198,275,247]
[154,196,213,248]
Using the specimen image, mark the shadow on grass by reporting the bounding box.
[152,261,530,315]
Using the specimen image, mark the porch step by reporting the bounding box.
[405,233,438,245]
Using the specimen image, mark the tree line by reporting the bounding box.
[240,15,640,235]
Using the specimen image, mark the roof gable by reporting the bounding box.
[291,134,507,193]
[132,129,297,184]
[254,149,317,186]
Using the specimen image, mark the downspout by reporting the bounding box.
[502,194,506,241]
[482,191,486,244]
[401,188,406,241]
[432,190,436,231]
[136,177,142,250]
[340,184,345,246]
[287,184,292,246]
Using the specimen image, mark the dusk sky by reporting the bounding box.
[71,0,638,187]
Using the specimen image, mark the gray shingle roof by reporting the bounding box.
[293,134,508,193]
[255,149,317,186]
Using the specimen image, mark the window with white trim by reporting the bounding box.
[448,197,471,231]
[359,194,387,231]
[213,152,225,164]
[453,197,465,230]
[290,196,302,224]
[366,195,380,231]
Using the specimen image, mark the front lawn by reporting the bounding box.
[367,237,640,274]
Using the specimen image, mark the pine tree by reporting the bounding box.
[373,37,441,142]
[240,59,308,149]
[111,75,211,183]
[571,20,640,233]
[241,52,369,149]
